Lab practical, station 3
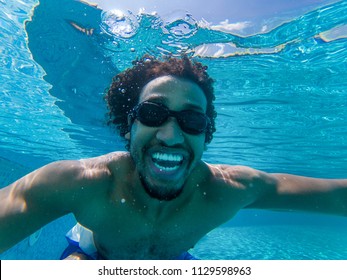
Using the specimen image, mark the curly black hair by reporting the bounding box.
[105,55,216,147]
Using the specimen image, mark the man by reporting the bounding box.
[0,55,346,260]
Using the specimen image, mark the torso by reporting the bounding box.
[73,152,247,259]
[79,199,219,259]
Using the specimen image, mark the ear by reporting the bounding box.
[125,114,133,140]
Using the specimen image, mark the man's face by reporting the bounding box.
[128,75,207,201]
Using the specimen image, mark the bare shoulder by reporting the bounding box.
[34,152,127,185]
[77,151,130,177]
[203,163,277,206]
[6,152,131,213]
[206,164,268,186]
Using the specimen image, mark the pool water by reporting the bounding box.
[1,0,347,259]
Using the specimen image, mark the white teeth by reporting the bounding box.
[152,153,183,162]
[154,164,179,172]
[151,152,184,172]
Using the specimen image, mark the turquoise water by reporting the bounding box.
[1,0,347,259]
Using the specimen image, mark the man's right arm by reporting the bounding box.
[0,158,111,253]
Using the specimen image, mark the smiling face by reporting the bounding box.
[127,75,207,201]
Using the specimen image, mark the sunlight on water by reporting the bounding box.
[101,9,139,38]
[98,1,347,60]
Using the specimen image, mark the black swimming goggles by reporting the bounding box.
[129,101,210,135]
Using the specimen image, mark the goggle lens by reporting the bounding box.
[131,102,209,135]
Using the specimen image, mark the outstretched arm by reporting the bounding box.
[248,172,347,216]
[210,164,347,216]
[0,158,111,253]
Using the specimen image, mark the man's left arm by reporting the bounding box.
[247,172,347,216]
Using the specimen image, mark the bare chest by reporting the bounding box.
[77,199,219,259]
[95,222,197,259]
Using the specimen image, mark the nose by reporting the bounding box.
[156,117,184,146]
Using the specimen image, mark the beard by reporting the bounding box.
[139,174,184,201]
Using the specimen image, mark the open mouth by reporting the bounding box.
[151,152,184,172]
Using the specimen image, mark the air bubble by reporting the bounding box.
[162,10,198,39]
[101,9,139,38]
